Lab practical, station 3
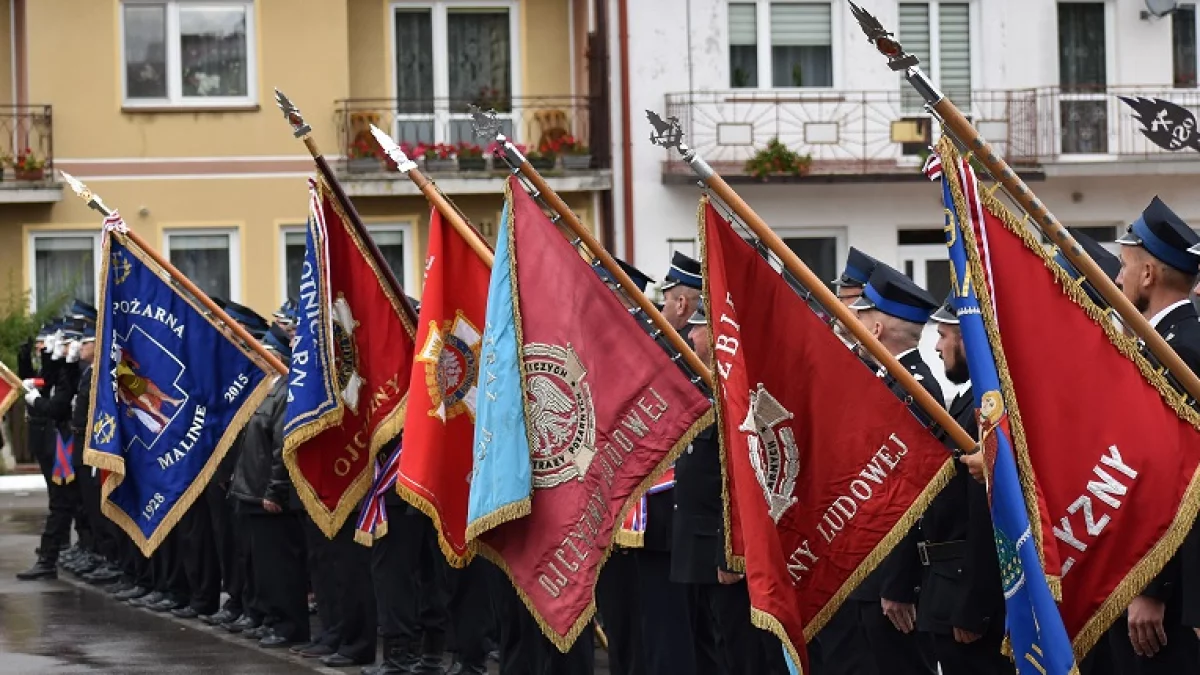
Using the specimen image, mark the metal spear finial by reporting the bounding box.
[369,124,418,173]
[848,2,919,72]
[468,104,503,141]
[275,88,311,139]
[60,170,113,216]
[646,110,685,151]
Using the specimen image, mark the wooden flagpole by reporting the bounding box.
[369,124,495,268]
[472,117,713,390]
[59,172,287,377]
[848,1,1200,406]
[273,90,420,326]
[644,122,977,453]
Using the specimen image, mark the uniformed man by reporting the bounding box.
[594,256,654,675]
[833,247,881,307]
[16,315,85,581]
[675,304,787,673]
[1108,196,1200,673]
[924,299,1012,675]
[843,265,941,675]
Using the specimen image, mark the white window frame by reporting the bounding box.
[733,0,841,92]
[278,223,417,303]
[1173,4,1199,90]
[162,227,242,302]
[1054,0,1118,160]
[388,0,523,144]
[896,2,980,100]
[120,0,258,108]
[27,230,103,312]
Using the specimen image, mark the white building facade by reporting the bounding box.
[610,0,1200,305]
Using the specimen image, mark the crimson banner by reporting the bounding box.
[0,360,19,422]
[703,200,955,669]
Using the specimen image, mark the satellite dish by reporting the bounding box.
[1145,0,1179,17]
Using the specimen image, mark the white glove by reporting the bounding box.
[51,339,66,360]
[43,333,57,354]
[66,340,82,363]
[24,388,40,406]
[21,378,38,392]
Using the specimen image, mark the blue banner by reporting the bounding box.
[937,155,1076,675]
[85,232,273,556]
[284,210,338,437]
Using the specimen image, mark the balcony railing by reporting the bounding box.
[662,87,1200,179]
[0,105,54,181]
[335,96,609,172]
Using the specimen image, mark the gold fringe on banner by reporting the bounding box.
[938,136,1200,659]
[83,231,275,558]
[395,481,475,568]
[0,360,22,421]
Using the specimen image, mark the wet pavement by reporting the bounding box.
[0,491,329,674]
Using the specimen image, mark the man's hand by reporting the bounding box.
[262,499,282,514]
[881,599,916,634]
[24,388,40,406]
[958,450,986,485]
[953,627,981,644]
[1128,595,1168,658]
[717,570,744,585]
[66,340,82,363]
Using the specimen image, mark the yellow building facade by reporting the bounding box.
[0,0,608,318]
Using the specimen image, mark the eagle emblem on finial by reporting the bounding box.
[274,88,312,138]
[646,110,684,150]
[848,2,920,71]
[468,104,504,141]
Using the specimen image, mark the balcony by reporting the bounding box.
[0,105,60,203]
[661,86,1200,184]
[333,96,612,198]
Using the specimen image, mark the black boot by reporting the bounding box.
[412,632,446,675]
[447,662,487,675]
[17,556,58,581]
[361,638,418,675]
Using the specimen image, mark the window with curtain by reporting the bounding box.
[1058,3,1108,154]
[1175,6,1197,88]
[447,10,512,113]
[167,232,232,300]
[898,4,970,111]
[395,9,435,116]
[33,235,97,312]
[729,4,759,88]
[770,3,833,88]
[122,1,253,105]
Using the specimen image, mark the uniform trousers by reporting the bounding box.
[929,620,1012,675]
[177,498,221,613]
[77,466,115,561]
[331,516,377,663]
[1107,614,1200,674]
[30,420,77,561]
[689,580,787,675]
[1078,639,1115,675]
[446,558,495,667]
[235,507,262,622]
[203,483,240,613]
[153,531,190,602]
[247,510,309,643]
[595,549,645,675]
[119,534,152,588]
[633,549,693,675]
[371,506,425,647]
[417,517,452,653]
[813,602,878,675]
[855,599,936,675]
[303,515,340,646]
[492,570,593,675]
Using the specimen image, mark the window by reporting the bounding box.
[778,233,840,291]
[164,229,240,302]
[392,3,517,145]
[122,0,256,107]
[1058,3,1108,154]
[899,230,951,304]
[1175,5,1197,88]
[30,232,101,312]
[898,3,971,111]
[729,4,759,88]
[770,4,833,88]
[282,225,413,302]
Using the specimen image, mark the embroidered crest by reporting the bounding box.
[112,250,133,285]
[522,342,596,489]
[418,311,482,422]
[331,294,364,414]
[995,527,1026,599]
[93,411,116,445]
[739,383,800,522]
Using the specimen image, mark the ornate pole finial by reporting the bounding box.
[468,104,504,141]
[646,110,685,151]
[60,170,115,218]
[275,88,312,139]
[369,124,419,173]
[848,2,919,71]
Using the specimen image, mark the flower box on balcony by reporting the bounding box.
[561,154,592,170]
[347,157,381,174]
[425,158,457,172]
[15,167,44,181]
[457,156,487,171]
[529,155,556,172]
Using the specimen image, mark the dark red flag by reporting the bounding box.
[703,200,955,669]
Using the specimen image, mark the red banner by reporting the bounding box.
[703,201,955,668]
[284,178,417,538]
[398,209,491,564]
[472,178,713,649]
[0,360,18,422]
[943,145,1200,652]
